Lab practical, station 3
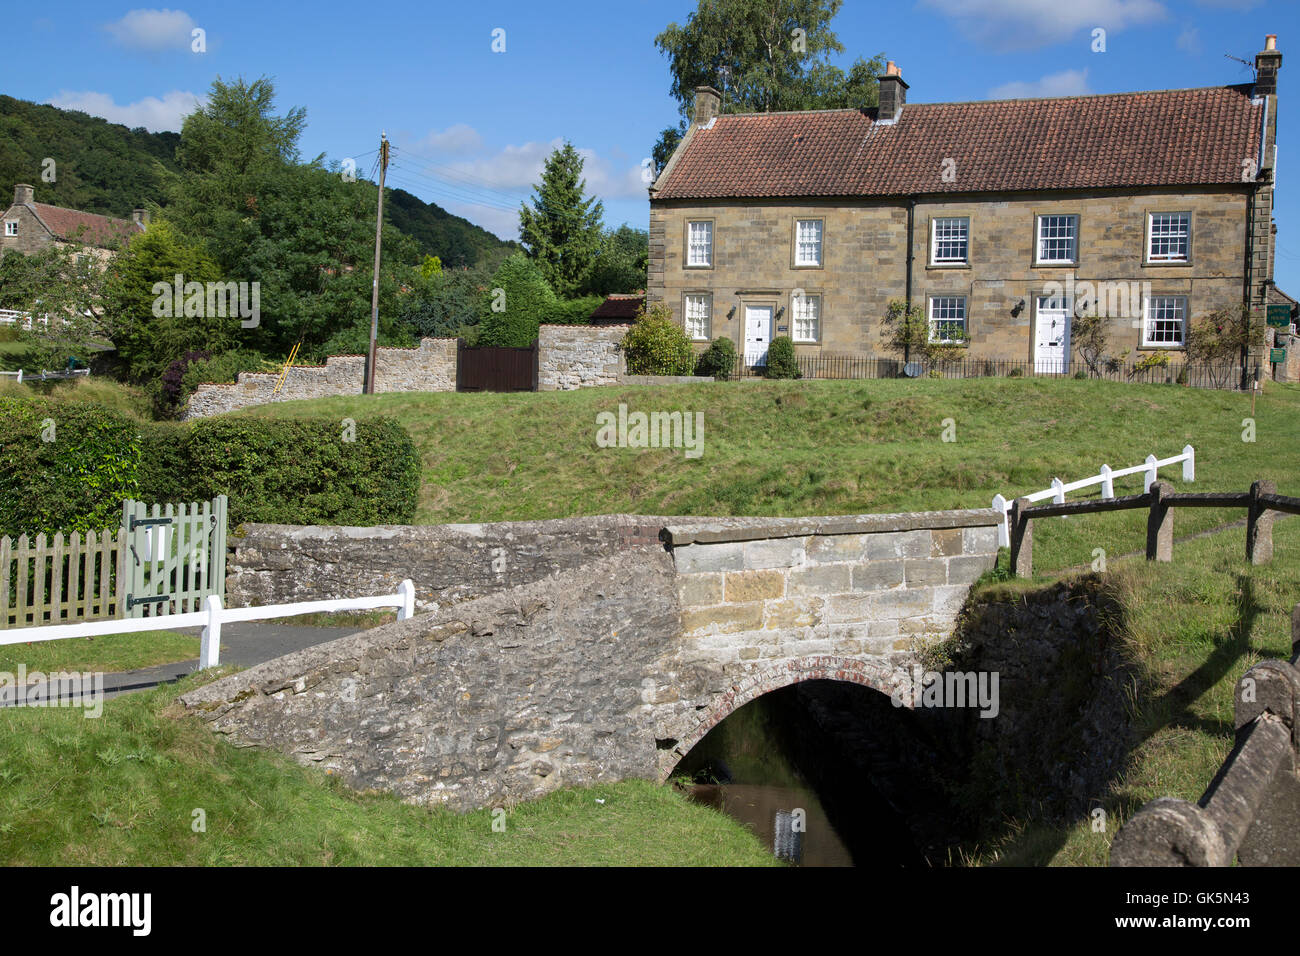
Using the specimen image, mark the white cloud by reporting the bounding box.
[416,123,484,155]
[104,8,197,50]
[920,0,1167,51]
[989,68,1092,99]
[1176,26,1202,54]
[1194,0,1262,8]
[47,90,204,132]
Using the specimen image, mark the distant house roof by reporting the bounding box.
[590,293,644,323]
[25,202,141,247]
[1268,284,1299,316]
[654,85,1265,200]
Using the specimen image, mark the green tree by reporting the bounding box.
[652,0,886,168]
[0,243,108,371]
[476,253,558,347]
[518,143,604,297]
[101,219,228,382]
[621,302,696,375]
[582,225,649,296]
[881,299,967,374]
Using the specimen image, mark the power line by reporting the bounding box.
[389,145,536,202]
[386,166,523,213]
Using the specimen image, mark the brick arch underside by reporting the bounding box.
[656,655,907,781]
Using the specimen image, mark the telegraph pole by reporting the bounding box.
[364,132,390,394]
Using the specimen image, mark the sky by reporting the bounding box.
[7,0,1300,289]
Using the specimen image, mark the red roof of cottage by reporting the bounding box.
[655,85,1265,200]
[589,293,644,322]
[26,202,141,247]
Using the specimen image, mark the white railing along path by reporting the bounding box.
[991,446,1195,547]
[0,580,416,670]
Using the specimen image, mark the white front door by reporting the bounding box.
[1035,295,1072,374]
[744,304,774,366]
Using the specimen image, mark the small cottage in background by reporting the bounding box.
[1,184,145,264]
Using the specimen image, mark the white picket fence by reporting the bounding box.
[0,579,416,670]
[0,309,49,330]
[991,445,1195,547]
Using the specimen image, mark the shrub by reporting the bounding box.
[763,336,801,379]
[142,416,421,527]
[476,253,558,347]
[1007,367,1024,377]
[695,337,737,380]
[544,296,606,326]
[621,302,695,375]
[0,398,140,537]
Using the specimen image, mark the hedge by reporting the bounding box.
[0,398,420,535]
[0,397,141,538]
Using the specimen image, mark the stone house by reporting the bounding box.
[648,36,1286,376]
[1,183,144,266]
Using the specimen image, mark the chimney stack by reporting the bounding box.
[877,62,908,122]
[131,208,149,227]
[692,86,721,127]
[13,184,34,206]
[1256,34,1282,96]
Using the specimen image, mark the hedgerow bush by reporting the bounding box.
[142,417,421,527]
[763,336,801,379]
[0,398,141,537]
[621,303,695,376]
[695,337,737,380]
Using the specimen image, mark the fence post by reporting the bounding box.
[1247,479,1276,566]
[1182,445,1195,483]
[1010,497,1032,578]
[397,579,415,621]
[199,593,223,669]
[1051,477,1065,504]
[1099,464,1114,500]
[991,494,1009,548]
[1144,454,1159,493]
[1146,480,1174,562]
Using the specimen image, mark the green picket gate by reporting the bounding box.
[120,495,227,618]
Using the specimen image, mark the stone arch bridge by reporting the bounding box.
[180,510,999,810]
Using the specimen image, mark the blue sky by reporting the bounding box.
[8,1,1300,289]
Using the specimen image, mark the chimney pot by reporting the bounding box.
[886,61,901,76]
[13,184,34,206]
[692,86,722,127]
[1267,34,1277,51]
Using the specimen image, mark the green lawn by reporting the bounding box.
[963,515,1300,866]
[0,630,198,674]
[0,677,776,866]
[237,377,1300,575]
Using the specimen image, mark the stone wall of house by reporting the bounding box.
[184,337,457,418]
[537,324,628,390]
[649,187,1253,364]
[184,507,1002,811]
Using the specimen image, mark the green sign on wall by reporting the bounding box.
[1267,305,1292,328]
[1271,347,1287,363]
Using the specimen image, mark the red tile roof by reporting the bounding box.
[27,203,141,247]
[589,293,644,322]
[655,85,1265,200]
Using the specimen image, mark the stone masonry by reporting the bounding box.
[181,508,1001,810]
[184,337,457,418]
[537,323,628,391]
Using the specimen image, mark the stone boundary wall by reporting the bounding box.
[1110,622,1300,867]
[184,337,457,419]
[537,324,628,391]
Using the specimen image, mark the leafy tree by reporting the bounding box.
[652,0,886,168]
[1071,308,1110,377]
[101,219,228,382]
[1186,305,1265,389]
[881,299,967,374]
[518,143,604,297]
[476,253,558,347]
[397,265,491,339]
[0,243,108,372]
[622,302,696,375]
[582,225,649,296]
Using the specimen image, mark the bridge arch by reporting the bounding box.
[656,655,910,781]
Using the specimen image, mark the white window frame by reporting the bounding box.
[3,220,17,237]
[794,219,823,267]
[1142,295,1188,347]
[1035,214,1078,265]
[1146,212,1191,263]
[684,293,712,341]
[928,296,967,344]
[791,293,821,343]
[686,220,713,268]
[930,217,969,265]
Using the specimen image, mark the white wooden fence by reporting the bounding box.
[0,579,416,670]
[992,445,1195,547]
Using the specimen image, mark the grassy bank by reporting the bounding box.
[0,630,198,674]
[0,676,776,866]
[233,377,1300,574]
[962,515,1300,866]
